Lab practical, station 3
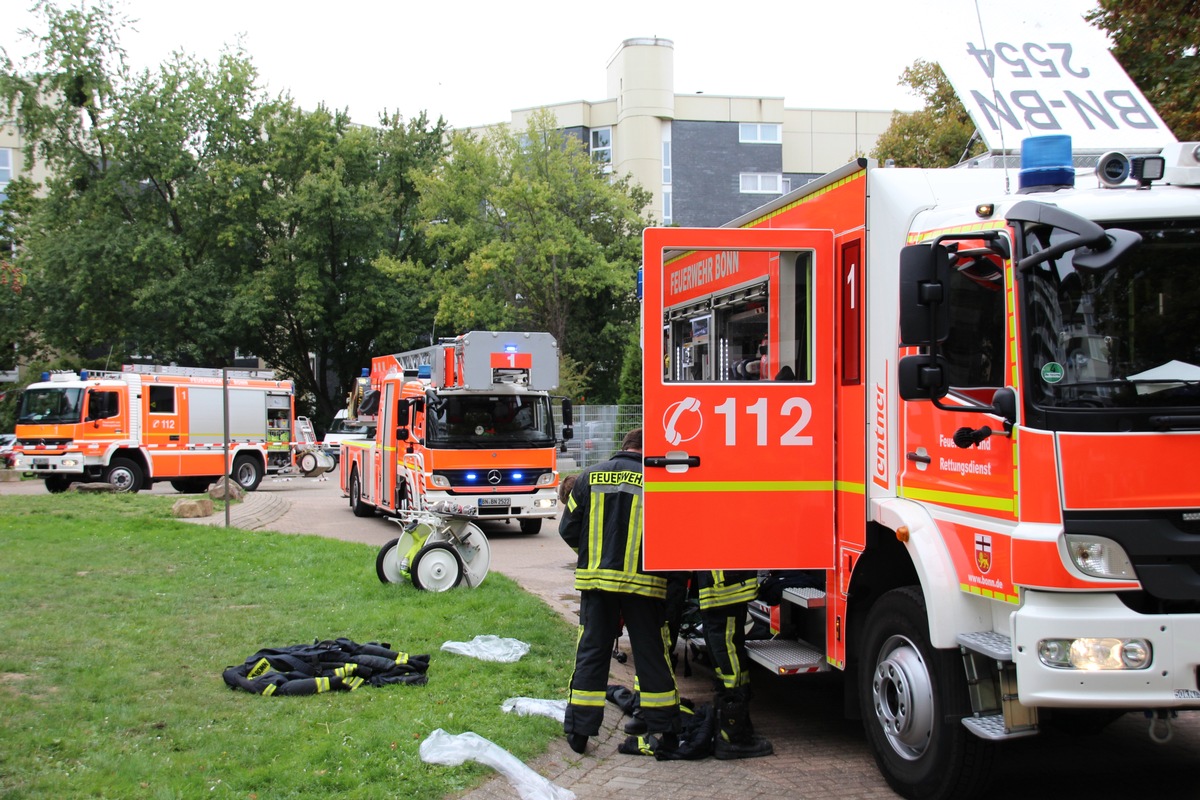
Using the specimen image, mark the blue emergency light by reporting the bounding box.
[418,365,432,379]
[1019,135,1074,193]
[504,344,518,353]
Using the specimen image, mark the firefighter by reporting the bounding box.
[559,428,680,756]
[696,569,774,759]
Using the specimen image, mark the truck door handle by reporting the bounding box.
[645,454,701,468]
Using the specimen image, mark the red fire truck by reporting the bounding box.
[641,133,1200,797]
[340,331,571,534]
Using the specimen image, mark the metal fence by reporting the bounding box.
[554,404,643,472]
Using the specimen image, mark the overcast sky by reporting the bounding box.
[8,0,1101,129]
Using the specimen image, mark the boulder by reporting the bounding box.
[68,482,118,493]
[208,477,246,502]
[172,497,214,518]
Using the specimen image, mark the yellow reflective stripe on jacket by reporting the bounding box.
[698,572,758,608]
[639,688,680,709]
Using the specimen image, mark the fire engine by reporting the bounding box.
[339,331,572,534]
[643,134,1200,794]
[12,364,295,494]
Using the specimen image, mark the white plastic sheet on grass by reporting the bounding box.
[440,634,530,663]
[420,728,576,800]
[502,697,567,723]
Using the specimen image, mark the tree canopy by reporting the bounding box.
[870,60,986,168]
[0,0,447,424]
[1086,0,1200,140]
[414,110,650,402]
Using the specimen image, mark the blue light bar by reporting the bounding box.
[504,344,518,353]
[1019,135,1074,193]
[418,365,432,379]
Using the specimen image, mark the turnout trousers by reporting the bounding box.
[565,589,679,737]
[701,602,753,700]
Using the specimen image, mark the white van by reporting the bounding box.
[321,410,372,465]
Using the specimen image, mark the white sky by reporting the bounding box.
[8,0,1101,129]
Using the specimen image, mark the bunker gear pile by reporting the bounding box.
[222,638,430,696]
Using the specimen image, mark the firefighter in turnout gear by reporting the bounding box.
[697,570,774,759]
[559,428,680,756]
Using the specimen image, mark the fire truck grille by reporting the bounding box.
[18,438,71,448]
[435,468,550,490]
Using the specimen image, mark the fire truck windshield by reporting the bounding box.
[1022,219,1200,412]
[425,393,555,448]
[17,387,84,424]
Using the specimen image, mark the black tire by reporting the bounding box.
[170,478,211,494]
[858,586,994,800]
[518,518,543,535]
[231,456,264,492]
[44,476,72,494]
[350,471,374,517]
[375,537,404,584]
[104,458,144,493]
[411,542,463,592]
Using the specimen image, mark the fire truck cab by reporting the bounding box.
[340,331,572,534]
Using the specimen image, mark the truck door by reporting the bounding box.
[642,227,836,570]
[379,382,396,511]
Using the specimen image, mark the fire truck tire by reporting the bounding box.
[45,476,72,493]
[375,537,404,584]
[170,478,211,494]
[518,518,542,535]
[858,586,994,800]
[350,471,374,517]
[231,456,264,492]
[411,542,463,592]
[104,458,144,493]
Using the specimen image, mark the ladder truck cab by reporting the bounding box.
[340,331,573,535]
[12,364,295,494]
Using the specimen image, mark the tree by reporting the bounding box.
[416,109,650,402]
[1,1,448,426]
[870,60,986,168]
[1087,0,1200,141]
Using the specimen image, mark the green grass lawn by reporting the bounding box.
[0,493,577,799]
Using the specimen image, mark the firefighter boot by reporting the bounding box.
[713,696,773,760]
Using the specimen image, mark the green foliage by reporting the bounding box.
[0,2,448,429]
[0,493,575,799]
[417,110,649,402]
[617,326,642,405]
[1087,0,1200,140]
[870,60,986,168]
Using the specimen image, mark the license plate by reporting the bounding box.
[32,459,49,468]
[479,497,509,507]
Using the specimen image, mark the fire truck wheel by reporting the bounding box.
[411,542,463,592]
[375,537,404,584]
[350,471,374,517]
[518,518,542,535]
[45,476,72,494]
[231,456,264,492]
[858,586,994,799]
[104,458,144,493]
[170,478,210,494]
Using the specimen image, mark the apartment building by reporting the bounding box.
[491,38,894,227]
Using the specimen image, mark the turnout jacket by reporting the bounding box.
[222,638,430,696]
[560,450,667,599]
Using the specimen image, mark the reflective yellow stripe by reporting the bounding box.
[900,486,1015,513]
[262,684,276,696]
[645,481,835,493]
[639,689,679,708]
[570,689,607,706]
[625,492,641,574]
[316,677,330,693]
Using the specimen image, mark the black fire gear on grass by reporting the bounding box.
[223,638,430,696]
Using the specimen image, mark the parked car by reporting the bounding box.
[321,414,373,465]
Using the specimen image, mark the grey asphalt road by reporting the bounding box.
[5,474,1200,799]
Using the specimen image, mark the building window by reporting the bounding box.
[662,140,671,185]
[740,173,784,194]
[0,148,11,204]
[739,123,782,144]
[590,128,612,173]
[662,187,672,225]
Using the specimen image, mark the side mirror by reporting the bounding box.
[991,386,1017,425]
[899,243,951,346]
[396,426,410,441]
[561,398,574,441]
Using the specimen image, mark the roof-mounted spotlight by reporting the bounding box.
[1096,151,1130,188]
[1130,155,1165,188]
